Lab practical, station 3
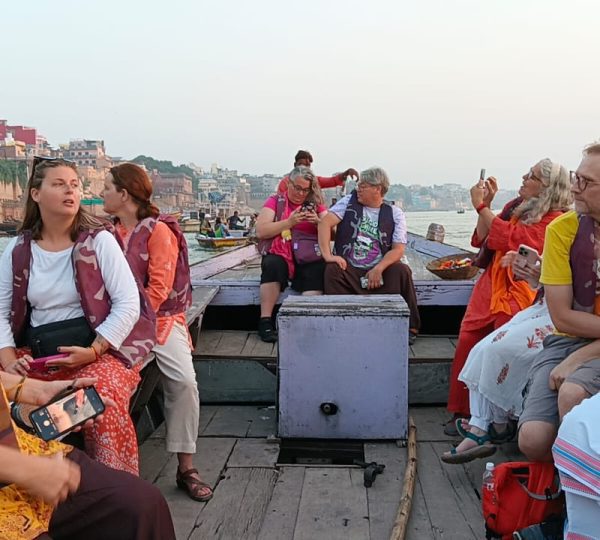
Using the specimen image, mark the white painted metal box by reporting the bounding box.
[277,295,409,439]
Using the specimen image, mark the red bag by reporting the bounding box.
[483,461,564,539]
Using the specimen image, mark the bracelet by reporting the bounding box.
[89,345,101,362]
[13,375,27,403]
[475,202,488,214]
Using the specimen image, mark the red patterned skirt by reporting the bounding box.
[19,348,142,475]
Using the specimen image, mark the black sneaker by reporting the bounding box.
[258,318,277,343]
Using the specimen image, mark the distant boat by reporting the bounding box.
[196,235,249,249]
[456,208,465,214]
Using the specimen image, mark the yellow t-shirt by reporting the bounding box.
[540,210,600,315]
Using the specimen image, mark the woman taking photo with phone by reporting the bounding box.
[0,157,155,475]
[102,163,212,502]
[255,166,328,343]
[445,159,572,435]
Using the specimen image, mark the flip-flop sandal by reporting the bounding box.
[176,468,214,502]
[441,429,497,465]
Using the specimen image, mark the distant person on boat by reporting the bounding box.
[0,157,155,475]
[330,197,338,207]
[227,210,245,230]
[0,374,176,540]
[318,167,421,343]
[102,163,213,502]
[518,143,600,462]
[199,211,214,237]
[256,166,328,343]
[442,252,553,463]
[214,216,229,238]
[445,159,572,436]
[277,150,358,193]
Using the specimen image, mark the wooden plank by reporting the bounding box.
[406,475,436,540]
[191,468,278,540]
[196,330,225,355]
[409,407,456,442]
[293,468,370,540]
[202,405,276,438]
[155,437,236,540]
[190,244,259,281]
[364,442,408,540]
[186,285,220,325]
[246,405,277,438]
[410,336,456,360]
[227,438,280,468]
[198,405,220,435]
[416,442,479,539]
[139,438,171,483]
[243,332,277,358]
[257,467,305,540]
[213,330,251,356]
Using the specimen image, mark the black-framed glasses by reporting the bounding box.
[290,181,311,194]
[570,171,599,191]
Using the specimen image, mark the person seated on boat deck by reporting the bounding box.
[199,211,215,237]
[519,143,600,462]
[445,159,572,436]
[442,251,555,464]
[227,210,245,231]
[102,162,213,502]
[317,167,420,343]
[214,216,229,238]
[256,166,328,343]
[277,149,358,193]
[0,372,176,540]
[552,392,600,539]
[0,157,156,476]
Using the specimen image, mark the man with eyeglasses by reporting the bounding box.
[277,150,358,193]
[519,142,600,463]
[317,167,420,343]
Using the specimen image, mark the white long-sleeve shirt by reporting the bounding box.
[0,231,140,350]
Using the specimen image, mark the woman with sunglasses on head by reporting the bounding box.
[0,158,155,476]
[102,163,212,502]
[445,159,572,436]
[256,166,328,342]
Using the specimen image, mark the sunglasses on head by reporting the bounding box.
[30,156,76,179]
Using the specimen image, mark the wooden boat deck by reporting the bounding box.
[140,404,523,540]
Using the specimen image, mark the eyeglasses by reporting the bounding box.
[525,169,543,183]
[290,182,311,194]
[356,181,378,190]
[570,171,600,191]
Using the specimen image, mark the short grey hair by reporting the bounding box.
[359,167,390,195]
[583,141,600,156]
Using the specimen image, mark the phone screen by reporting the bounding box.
[30,387,105,441]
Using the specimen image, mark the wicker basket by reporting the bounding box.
[426,254,480,280]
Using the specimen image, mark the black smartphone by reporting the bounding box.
[301,201,315,213]
[29,386,105,441]
[480,168,486,181]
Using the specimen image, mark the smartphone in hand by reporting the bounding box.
[514,244,539,268]
[480,168,486,181]
[27,353,69,373]
[29,386,105,441]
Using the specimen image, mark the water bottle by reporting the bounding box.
[483,462,495,492]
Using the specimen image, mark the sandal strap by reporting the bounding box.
[454,419,492,445]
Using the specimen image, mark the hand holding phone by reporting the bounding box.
[514,244,540,268]
[27,353,69,373]
[29,386,105,441]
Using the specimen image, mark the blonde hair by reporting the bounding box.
[513,158,573,224]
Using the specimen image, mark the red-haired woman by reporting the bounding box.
[0,157,155,475]
[102,163,212,502]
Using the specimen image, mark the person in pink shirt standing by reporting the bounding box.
[102,163,213,502]
[256,166,328,342]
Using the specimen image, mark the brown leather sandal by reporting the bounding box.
[176,468,214,502]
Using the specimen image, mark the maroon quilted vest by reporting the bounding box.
[11,227,157,368]
[119,215,193,317]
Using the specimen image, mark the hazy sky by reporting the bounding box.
[3,0,599,188]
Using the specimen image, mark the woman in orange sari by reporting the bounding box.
[445,159,572,435]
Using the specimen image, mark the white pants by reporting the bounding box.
[153,321,200,454]
[469,388,510,432]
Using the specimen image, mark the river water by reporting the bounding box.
[0,210,477,262]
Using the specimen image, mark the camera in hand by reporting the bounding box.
[301,201,316,213]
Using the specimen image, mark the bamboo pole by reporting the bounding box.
[390,416,418,540]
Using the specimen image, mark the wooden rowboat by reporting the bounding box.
[196,235,249,249]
